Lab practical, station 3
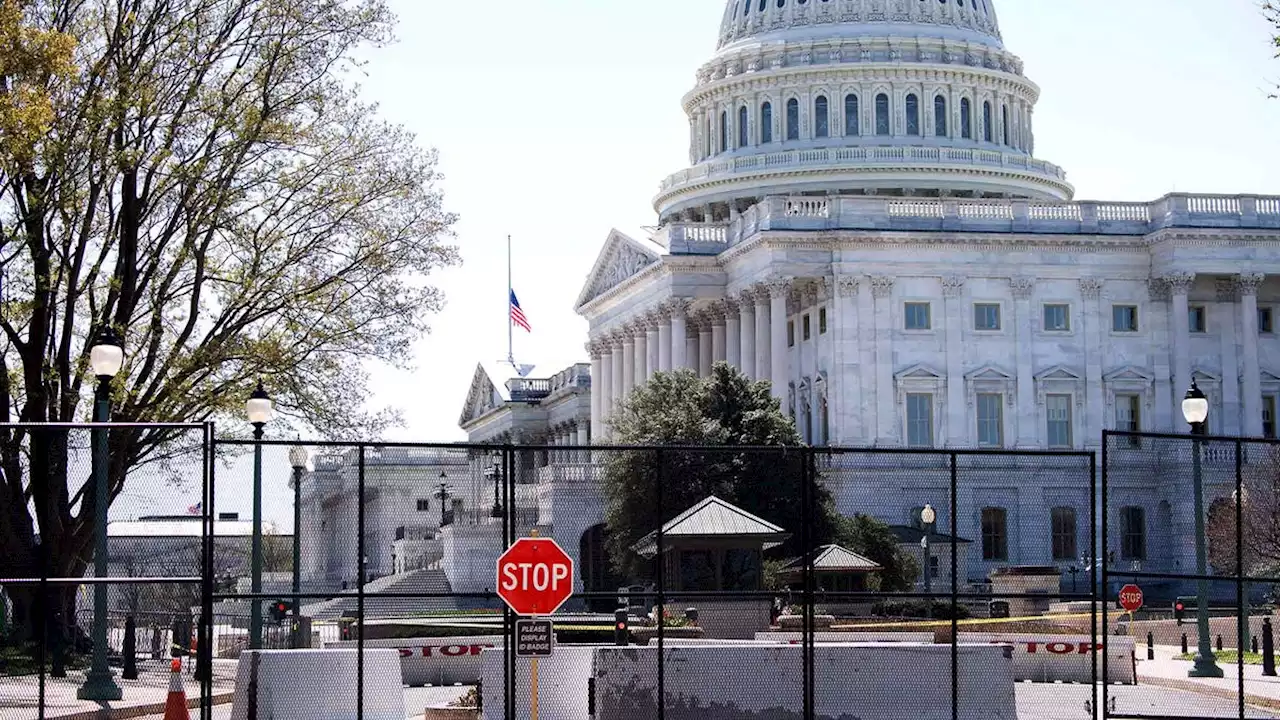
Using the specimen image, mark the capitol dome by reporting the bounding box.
[654,0,1072,222]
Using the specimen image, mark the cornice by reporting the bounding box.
[1144,229,1280,246]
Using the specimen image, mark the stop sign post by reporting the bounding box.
[497,537,575,617]
[1119,584,1144,614]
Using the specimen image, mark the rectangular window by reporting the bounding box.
[976,393,1004,447]
[929,555,940,580]
[904,302,931,330]
[1115,394,1141,433]
[1051,507,1077,561]
[1264,396,1277,439]
[416,499,430,512]
[974,303,1001,331]
[1188,306,1207,333]
[1260,307,1274,334]
[819,308,827,334]
[1112,305,1139,332]
[1120,506,1146,561]
[803,314,811,341]
[906,393,934,448]
[787,320,795,347]
[981,507,1008,561]
[1043,304,1070,332]
[1046,394,1073,448]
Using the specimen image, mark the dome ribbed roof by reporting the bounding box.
[718,0,1003,52]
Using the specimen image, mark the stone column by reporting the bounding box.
[1216,278,1242,436]
[686,328,700,373]
[1167,273,1195,414]
[1148,279,1173,432]
[942,275,967,447]
[1080,279,1105,446]
[1010,277,1037,447]
[739,292,757,378]
[645,317,660,381]
[633,324,647,388]
[621,329,636,402]
[1239,273,1266,436]
[698,313,714,377]
[599,337,616,439]
[711,303,727,366]
[575,422,589,448]
[871,276,896,445]
[834,276,862,444]
[670,299,690,370]
[754,286,772,382]
[658,309,673,373]
[588,341,603,444]
[610,334,625,420]
[724,298,741,370]
[769,278,793,406]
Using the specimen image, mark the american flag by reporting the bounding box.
[187,501,202,515]
[510,290,531,332]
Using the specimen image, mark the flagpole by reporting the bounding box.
[507,234,514,367]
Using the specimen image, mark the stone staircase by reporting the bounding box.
[301,569,466,619]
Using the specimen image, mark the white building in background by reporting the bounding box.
[306,0,1280,602]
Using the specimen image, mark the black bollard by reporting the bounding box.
[1182,633,1189,655]
[1217,635,1223,652]
[1253,635,1260,655]
[1147,631,1155,661]
[151,625,163,660]
[49,609,66,678]
[121,615,138,680]
[1264,618,1276,677]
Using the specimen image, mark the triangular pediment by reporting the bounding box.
[1191,368,1221,383]
[1261,369,1280,384]
[964,365,1014,381]
[574,229,663,310]
[895,363,944,381]
[1035,365,1083,382]
[459,364,505,427]
[1103,366,1154,383]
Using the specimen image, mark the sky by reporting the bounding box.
[350,0,1280,444]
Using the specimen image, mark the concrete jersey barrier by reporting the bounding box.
[755,631,934,644]
[229,649,405,720]
[958,633,1137,684]
[325,635,502,686]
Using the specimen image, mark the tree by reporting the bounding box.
[602,363,915,590]
[1207,446,1280,579]
[0,0,457,641]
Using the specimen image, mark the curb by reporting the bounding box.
[1138,673,1280,713]
[46,691,235,720]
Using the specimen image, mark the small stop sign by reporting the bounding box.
[496,537,575,616]
[1119,584,1144,613]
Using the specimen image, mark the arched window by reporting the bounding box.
[960,98,972,139]
[1051,507,1077,561]
[983,101,993,143]
[981,507,1008,561]
[905,93,919,136]
[719,110,729,153]
[786,98,799,141]
[934,95,947,137]
[874,93,890,136]
[1002,104,1010,146]
[844,94,859,136]
[738,105,749,148]
[814,95,829,138]
[761,102,773,143]
[706,116,713,157]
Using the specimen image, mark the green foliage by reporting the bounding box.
[602,363,914,590]
[832,514,919,592]
[870,599,970,620]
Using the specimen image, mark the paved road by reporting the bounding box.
[128,685,471,720]
[1015,682,1279,719]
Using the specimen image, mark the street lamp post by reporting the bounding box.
[78,327,124,701]
[921,505,936,618]
[245,382,273,651]
[435,473,452,528]
[490,454,503,519]
[1183,380,1223,678]
[288,445,308,649]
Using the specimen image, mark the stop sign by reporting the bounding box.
[496,537,575,616]
[1119,584,1144,613]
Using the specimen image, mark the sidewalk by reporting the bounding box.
[1138,645,1280,713]
[0,659,237,720]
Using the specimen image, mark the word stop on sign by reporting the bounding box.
[500,562,571,593]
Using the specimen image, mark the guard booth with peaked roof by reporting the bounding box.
[779,545,881,617]
[632,496,790,639]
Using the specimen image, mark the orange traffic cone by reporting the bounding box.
[163,658,191,720]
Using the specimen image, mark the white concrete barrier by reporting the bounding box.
[591,643,1016,720]
[480,646,595,720]
[229,649,405,720]
[958,633,1136,684]
[325,635,502,686]
[755,631,935,644]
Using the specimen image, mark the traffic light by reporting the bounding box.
[270,600,292,623]
[1174,596,1194,626]
[614,609,629,646]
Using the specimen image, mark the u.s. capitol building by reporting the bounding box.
[304,0,1280,602]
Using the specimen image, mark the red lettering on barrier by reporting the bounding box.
[421,647,433,658]
[1046,642,1073,655]
[1079,643,1103,654]
[468,645,494,656]
[398,648,413,658]
[441,645,467,657]
[1025,642,1039,654]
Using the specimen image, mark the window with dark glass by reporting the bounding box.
[982,507,1008,561]
[1043,304,1070,332]
[819,307,827,334]
[722,549,761,591]
[416,499,429,512]
[1189,306,1207,333]
[960,98,972,139]
[1264,396,1277,439]
[738,105,749,148]
[983,101,993,142]
[1115,394,1141,433]
[844,94,859,136]
[1051,507,1077,561]
[1046,394,1073,448]
[907,393,934,447]
[976,394,1003,447]
[1120,506,1146,561]
[905,302,931,330]
[787,320,795,347]
[1002,104,1010,145]
[1260,307,1274,334]
[761,102,773,143]
[1112,305,1139,332]
[786,98,800,140]
[814,95,829,138]
[974,303,1001,331]
[905,93,919,136]
[934,95,947,136]
[680,550,718,591]
[875,93,890,135]
[802,314,811,340]
[719,111,728,153]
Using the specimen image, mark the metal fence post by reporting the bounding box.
[1264,618,1276,676]
[122,615,138,680]
[357,445,366,720]
[949,452,959,720]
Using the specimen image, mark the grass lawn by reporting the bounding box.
[1176,650,1264,665]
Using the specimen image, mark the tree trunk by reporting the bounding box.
[7,585,81,653]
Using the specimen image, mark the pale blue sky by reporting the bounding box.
[357,0,1280,443]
